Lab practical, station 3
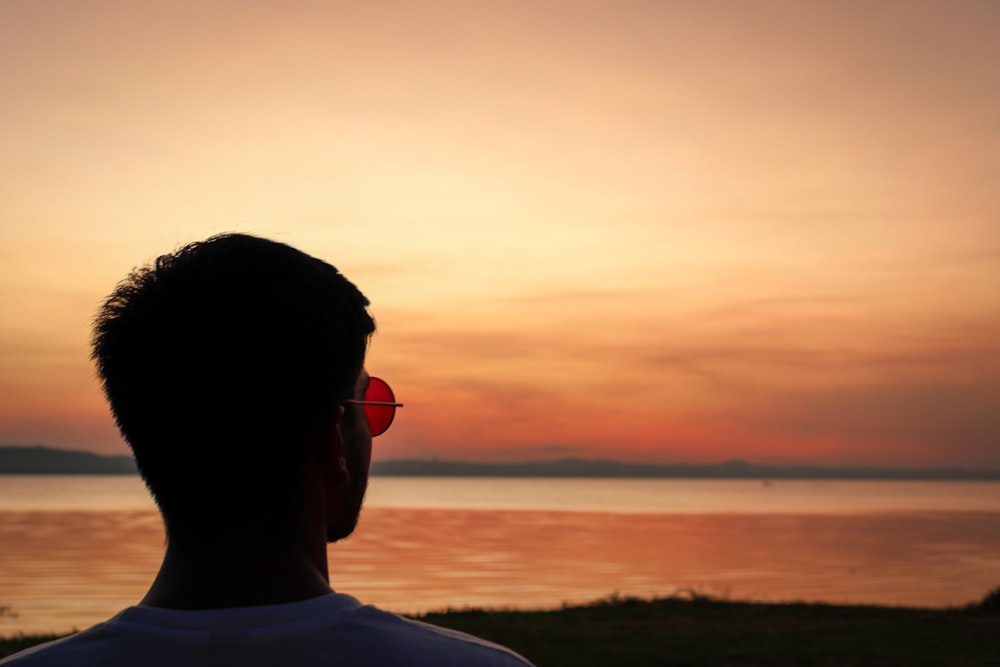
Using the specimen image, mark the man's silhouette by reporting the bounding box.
[3,233,532,666]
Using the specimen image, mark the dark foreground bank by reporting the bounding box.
[3,592,999,666]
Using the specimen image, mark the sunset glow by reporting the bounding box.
[1,1,998,466]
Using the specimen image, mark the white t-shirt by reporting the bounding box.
[0,593,534,666]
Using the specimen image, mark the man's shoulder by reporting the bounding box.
[0,624,117,667]
[336,604,533,666]
[0,597,534,667]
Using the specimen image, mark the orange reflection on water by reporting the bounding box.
[2,508,999,635]
[0,510,164,634]
[339,508,1000,614]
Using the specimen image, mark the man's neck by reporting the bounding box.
[141,533,333,610]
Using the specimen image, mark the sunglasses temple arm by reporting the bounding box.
[343,400,404,407]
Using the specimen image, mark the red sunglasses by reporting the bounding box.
[341,376,403,437]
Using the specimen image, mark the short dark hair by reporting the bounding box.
[92,233,375,535]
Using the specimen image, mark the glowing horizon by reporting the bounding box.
[1,1,998,467]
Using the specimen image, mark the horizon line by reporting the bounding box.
[3,445,1000,479]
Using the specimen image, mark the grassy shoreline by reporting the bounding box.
[3,592,999,665]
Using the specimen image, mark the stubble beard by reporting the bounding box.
[326,455,369,543]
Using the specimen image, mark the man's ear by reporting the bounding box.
[322,404,351,484]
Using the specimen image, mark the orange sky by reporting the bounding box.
[1,0,998,467]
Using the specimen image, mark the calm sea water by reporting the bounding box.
[2,475,999,634]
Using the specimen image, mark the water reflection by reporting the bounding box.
[2,508,999,634]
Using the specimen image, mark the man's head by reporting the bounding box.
[92,233,376,539]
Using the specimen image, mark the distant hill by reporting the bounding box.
[2,446,999,480]
[0,445,137,474]
[371,457,1000,480]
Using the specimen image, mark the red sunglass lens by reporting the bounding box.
[364,377,396,436]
